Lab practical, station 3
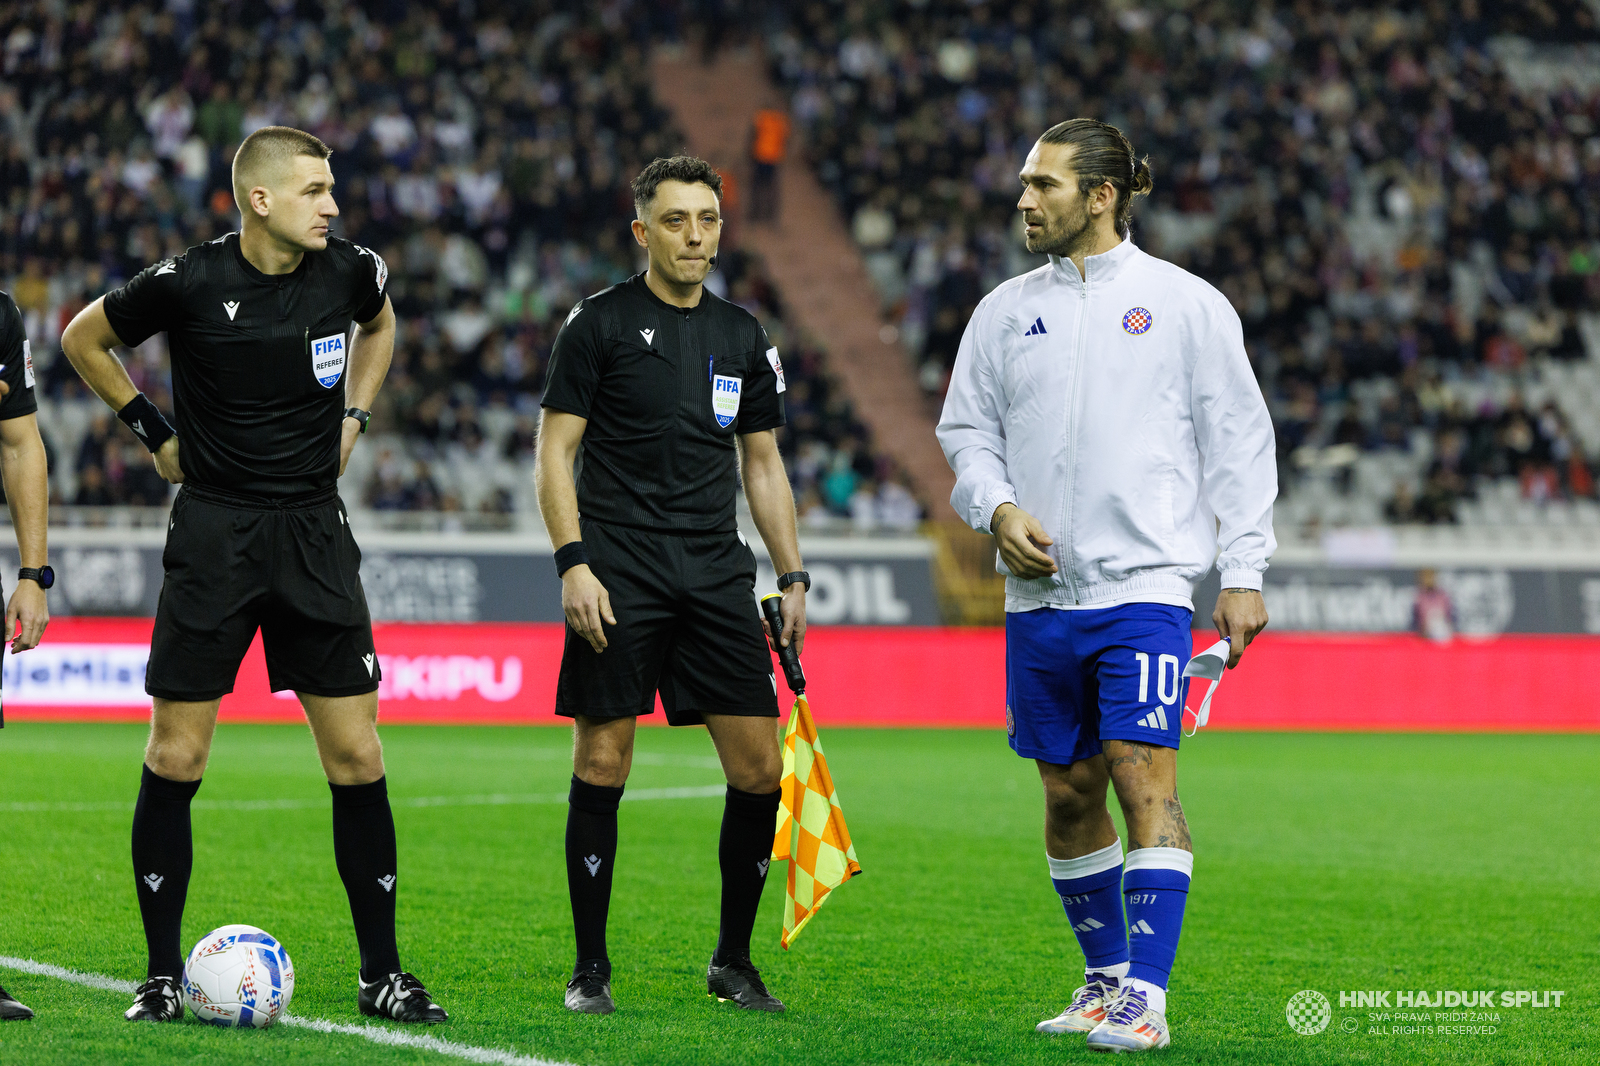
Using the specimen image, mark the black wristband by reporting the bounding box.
[117,393,176,453]
[777,570,811,593]
[554,541,590,577]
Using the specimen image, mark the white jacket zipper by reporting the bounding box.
[1060,277,1088,604]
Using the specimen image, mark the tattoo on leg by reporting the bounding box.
[1163,793,1193,850]
[1129,795,1192,853]
[1105,742,1155,770]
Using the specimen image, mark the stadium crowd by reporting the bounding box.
[9,0,1600,531]
[765,0,1600,528]
[0,0,913,528]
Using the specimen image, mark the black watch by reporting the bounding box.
[777,570,810,593]
[18,566,53,590]
[343,407,371,434]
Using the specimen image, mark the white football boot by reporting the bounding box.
[1086,985,1171,1052]
[1036,974,1119,1034]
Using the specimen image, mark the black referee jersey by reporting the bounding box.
[103,233,388,499]
[541,274,786,532]
[0,292,40,423]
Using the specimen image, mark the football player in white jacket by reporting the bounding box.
[937,119,1276,1053]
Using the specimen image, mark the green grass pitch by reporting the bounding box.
[0,722,1594,1065]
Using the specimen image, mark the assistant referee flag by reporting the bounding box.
[771,695,861,949]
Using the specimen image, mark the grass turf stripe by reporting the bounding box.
[0,783,726,814]
[0,955,576,1066]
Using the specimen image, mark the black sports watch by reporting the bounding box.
[343,407,371,434]
[18,566,53,590]
[777,570,810,593]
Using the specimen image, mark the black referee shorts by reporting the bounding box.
[146,484,381,702]
[555,520,779,725]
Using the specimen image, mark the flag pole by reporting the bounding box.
[761,594,862,949]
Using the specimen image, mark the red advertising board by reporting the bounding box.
[4,619,1597,732]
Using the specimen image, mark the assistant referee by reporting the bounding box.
[61,126,446,1025]
[536,155,807,1015]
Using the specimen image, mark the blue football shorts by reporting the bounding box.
[1004,603,1193,765]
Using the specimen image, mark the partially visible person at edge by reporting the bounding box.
[0,284,53,1024]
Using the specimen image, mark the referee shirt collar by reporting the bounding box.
[631,272,710,316]
[230,232,310,284]
[1049,234,1138,287]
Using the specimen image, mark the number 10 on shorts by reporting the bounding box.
[1135,652,1181,706]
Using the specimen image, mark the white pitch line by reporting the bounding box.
[0,784,726,814]
[0,955,136,994]
[277,1015,574,1066]
[0,955,576,1066]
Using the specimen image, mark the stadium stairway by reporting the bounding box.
[649,46,957,513]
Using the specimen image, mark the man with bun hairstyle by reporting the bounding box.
[938,119,1276,1051]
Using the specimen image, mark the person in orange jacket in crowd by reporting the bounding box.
[748,108,791,222]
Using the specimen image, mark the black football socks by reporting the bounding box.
[330,777,402,982]
[566,775,624,978]
[712,785,782,967]
[130,765,202,979]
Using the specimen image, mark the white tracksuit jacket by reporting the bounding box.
[936,236,1277,612]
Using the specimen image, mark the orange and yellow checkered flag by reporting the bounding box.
[771,694,861,949]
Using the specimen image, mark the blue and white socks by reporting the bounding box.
[1050,841,1194,1015]
[1123,846,1193,1014]
[1048,839,1130,980]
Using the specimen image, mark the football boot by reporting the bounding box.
[358,971,448,1023]
[124,976,182,1022]
[706,956,785,1012]
[1037,974,1120,1034]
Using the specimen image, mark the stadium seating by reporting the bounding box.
[8,2,1600,539]
[0,2,904,528]
[764,1,1600,534]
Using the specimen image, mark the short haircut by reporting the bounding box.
[1038,119,1153,237]
[232,125,332,213]
[631,155,723,219]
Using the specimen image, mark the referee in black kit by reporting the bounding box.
[536,156,808,1015]
[0,286,55,1023]
[60,126,447,1025]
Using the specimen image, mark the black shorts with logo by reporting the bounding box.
[146,484,381,702]
[555,520,779,725]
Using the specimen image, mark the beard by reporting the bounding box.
[1024,197,1095,259]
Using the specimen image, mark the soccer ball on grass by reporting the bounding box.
[181,924,295,1027]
